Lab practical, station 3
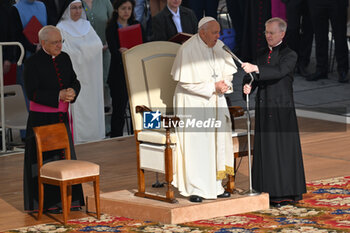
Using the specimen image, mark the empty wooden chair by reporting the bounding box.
[33,123,100,225]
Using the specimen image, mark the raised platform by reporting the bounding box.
[87,190,269,224]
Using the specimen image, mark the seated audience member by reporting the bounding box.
[57,0,105,143]
[23,25,84,212]
[152,0,197,41]
[106,0,141,137]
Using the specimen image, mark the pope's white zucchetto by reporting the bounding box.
[198,16,216,29]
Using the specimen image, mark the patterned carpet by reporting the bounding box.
[6,176,350,232]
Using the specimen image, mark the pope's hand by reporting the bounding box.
[243,84,252,94]
[215,80,228,94]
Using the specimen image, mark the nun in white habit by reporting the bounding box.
[171,17,236,202]
[57,0,105,143]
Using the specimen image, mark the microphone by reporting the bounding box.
[222,45,254,85]
[222,45,243,65]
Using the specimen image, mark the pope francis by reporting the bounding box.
[171,17,237,202]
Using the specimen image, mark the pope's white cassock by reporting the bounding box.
[57,1,105,143]
[171,33,237,199]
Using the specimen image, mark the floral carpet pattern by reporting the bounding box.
[7,176,350,233]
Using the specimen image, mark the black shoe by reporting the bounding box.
[217,191,231,198]
[270,201,282,208]
[270,199,294,208]
[306,72,328,81]
[338,72,349,83]
[189,195,203,202]
[45,208,62,214]
[70,206,82,211]
[296,64,311,77]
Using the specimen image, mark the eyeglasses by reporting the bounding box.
[264,31,282,36]
[70,5,83,10]
[47,40,65,45]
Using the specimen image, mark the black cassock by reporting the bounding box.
[23,49,84,211]
[241,0,271,62]
[245,42,306,201]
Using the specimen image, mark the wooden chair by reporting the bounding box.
[33,123,100,225]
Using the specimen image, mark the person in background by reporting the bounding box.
[82,0,113,134]
[149,0,166,17]
[187,0,218,21]
[57,0,105,143]
[242,17,306,207]
[152,0,197,41]
[23,25,84,213]
[39,0,65,25]
[225,0,246,57]
[0,0,15,75]
[240,0,271,62]
[11,0,48,103]
[284,0,313,78]
[106,0,140,137]
[306,0,349,83]
[171,17,236,203]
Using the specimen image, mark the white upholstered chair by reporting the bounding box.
[123,41,180,203]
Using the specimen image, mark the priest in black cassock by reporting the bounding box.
[23,25,84,212]
[242,17,306,207]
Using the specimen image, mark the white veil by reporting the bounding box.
[56,0,91,37]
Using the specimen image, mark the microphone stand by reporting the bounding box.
[222,46,260,196]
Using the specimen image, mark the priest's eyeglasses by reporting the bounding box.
[47,40,65,45]
[264,31,281,36]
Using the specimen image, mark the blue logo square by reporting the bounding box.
[143,111,161,129]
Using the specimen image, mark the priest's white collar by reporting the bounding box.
[268,40,282,50]
[42,47,56,58]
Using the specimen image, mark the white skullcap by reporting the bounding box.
[198,16,216,29]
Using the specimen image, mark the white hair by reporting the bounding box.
[38,25,61,42]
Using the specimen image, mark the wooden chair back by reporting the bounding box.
[33,123,71,171]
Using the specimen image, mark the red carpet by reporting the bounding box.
[6,176,350,232]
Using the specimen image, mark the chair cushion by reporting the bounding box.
[40,160,99,181]
[137,130,177,144]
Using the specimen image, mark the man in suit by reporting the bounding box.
[307,0,349,83]
[23,25,84,212]
[284,0,314,78]
[152,0,197,41]
[242,17,306,207]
